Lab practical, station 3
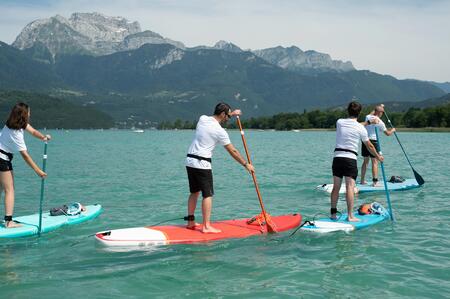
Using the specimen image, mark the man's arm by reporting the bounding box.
[363,140,384,162]
[224,143,255,173]
[360,116,380,126]
[384,128,396,136]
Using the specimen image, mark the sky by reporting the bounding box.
[0,0,449,82]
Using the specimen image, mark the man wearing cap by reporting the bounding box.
[360,104,396,186]
[185,102,255,233]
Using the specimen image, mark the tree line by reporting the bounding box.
[157,103,450,130]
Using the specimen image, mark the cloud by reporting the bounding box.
[0,0,449,82]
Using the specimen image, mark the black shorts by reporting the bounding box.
[0,158,13,172]
[186,166,214,198]
[361,140,379,157]
[332,157,358,180]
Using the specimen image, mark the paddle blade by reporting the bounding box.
[413,168,425,185]
[267,224,278,233]
[247,212,278,233]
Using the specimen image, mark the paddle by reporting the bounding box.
[375,129,394,221]
[37,141,48,236]
[236,116,277,233]
[382,107,425,185]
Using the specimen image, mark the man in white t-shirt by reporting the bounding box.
[331,101,383,221]
[185,103,254,233]
[360,105,396,186]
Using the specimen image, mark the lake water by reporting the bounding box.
[1,130,449,298]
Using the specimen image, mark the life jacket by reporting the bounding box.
[358,203,373,215]
[358,202,387,216]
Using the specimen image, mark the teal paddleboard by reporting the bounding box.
[0,204,102,238]
[301,204,389,233]
[316,178,420,194]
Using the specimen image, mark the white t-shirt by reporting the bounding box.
[334,118,369,160]
[0,125,27,161]
[365,115,387,140]
[186,115,231,169]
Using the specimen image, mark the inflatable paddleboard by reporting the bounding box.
[316,178,420,194]
[96,214,301,246]
[301,204,389,233]
[0,204,102,238]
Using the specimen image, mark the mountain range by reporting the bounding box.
[1,12,447,124]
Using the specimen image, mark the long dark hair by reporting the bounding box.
[6,102,29,130]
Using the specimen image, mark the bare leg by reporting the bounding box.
[201,196,221,233]
[345,176,360,222]
[360,157,369,184]
[1,171,21,228]
[330,176,342,220]
[371,158,379,186]
[187,192,200,228]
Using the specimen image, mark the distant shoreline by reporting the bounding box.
[299,127,450,132]
[45,127,450,132]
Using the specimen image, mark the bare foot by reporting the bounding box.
[347,216,361,222]
[186,222,201,230]
[202,226,222,234]
[330,213,338,220]
[5,221,22,228]
[372,182,381,187]
[360,181,367,185]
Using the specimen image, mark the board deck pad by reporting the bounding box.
[301,211,389,233]
[316,178,420,194]
[95,214,301,246]
[0,204,102,238]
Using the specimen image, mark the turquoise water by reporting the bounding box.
[1,130,449,298]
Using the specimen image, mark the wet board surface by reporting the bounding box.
[0,204,102,238]
[316,178,420,194]
[96,214,301,246]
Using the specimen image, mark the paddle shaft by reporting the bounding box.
[38,142,48,236]
[375,130,395,221]
[383,110,424,185]
[236,116,274,232]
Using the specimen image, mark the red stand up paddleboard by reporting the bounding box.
[95,214,301,246]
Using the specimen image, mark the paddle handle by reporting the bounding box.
[236,116,272,230]
[375,130,394,221]
[38,142,48,236]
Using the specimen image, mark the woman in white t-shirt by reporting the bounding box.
[0,103,51,228]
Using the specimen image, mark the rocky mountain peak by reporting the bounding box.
[12,12,184,57]
[253,45,354,73]
[213,40,243,52]
[68,12,141,43]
